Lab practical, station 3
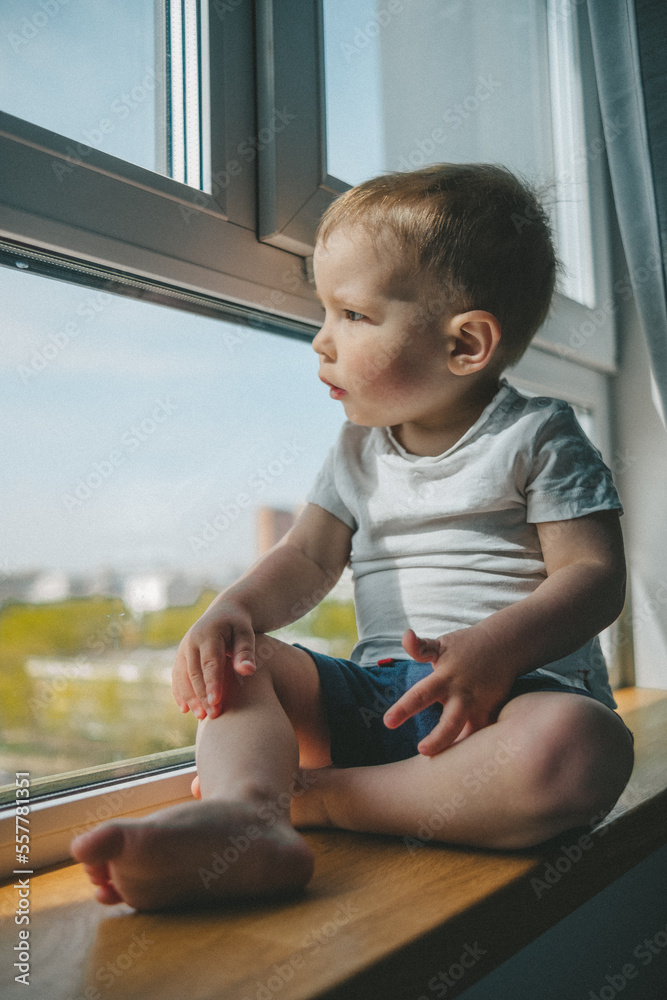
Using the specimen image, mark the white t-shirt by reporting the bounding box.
[306,379,623,708]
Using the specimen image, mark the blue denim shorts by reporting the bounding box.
[293,644,619,768]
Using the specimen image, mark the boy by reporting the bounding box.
[72,164,634,911]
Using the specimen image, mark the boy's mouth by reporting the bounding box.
[319,374,347,398]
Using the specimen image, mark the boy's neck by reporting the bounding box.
[390,377,502,457]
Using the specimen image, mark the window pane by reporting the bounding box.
[0,265,351,789]
[0,0,207,188]
[323,0,553,187]
[0,0,160,173]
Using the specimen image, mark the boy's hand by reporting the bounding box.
[172,599,258,720]
[383,627,515,756]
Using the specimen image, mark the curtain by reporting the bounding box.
[587,0,667,425]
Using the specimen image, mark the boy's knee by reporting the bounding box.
[513,697,633,828]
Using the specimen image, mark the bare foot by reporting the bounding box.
[70,799,314,912]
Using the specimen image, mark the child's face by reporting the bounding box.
[312,225,455,430]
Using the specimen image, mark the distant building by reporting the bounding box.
[27,571,70,604]
[254,506,354,600]
[256,506,295,556]
[123,574,168,614]
[0,571,41,606]
[123,573,205,614]
[70,567,125,599]
[0,567,218,613]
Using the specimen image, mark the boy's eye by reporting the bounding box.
[344,310,365,322]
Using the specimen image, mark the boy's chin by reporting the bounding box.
[339,401,393,428]
[345,413,392,428]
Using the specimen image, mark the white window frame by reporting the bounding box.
[0,0,621,876]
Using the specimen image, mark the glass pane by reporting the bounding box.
[0,0,161,174]
[0,1,206,188]
[0,265,351,790]
[323,0,553,188]
[322,0,386,186]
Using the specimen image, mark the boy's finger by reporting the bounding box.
[198,640,227,705]
[417,700,469,756]
[177,668,207,720]
[187,697,208,721]
[184,650,208,707]
[232,631,257,675]
[401,628,441,663]
[383,673,444,728]
[172,657,203,716]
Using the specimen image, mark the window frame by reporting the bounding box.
[0,0,623,876]
[256,0,346,254]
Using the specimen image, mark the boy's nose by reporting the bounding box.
[312,323,335,360]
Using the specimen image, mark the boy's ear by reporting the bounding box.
[445,310,501,375]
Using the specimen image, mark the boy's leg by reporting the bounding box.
[292,692,634,850]
[71,637,331,911]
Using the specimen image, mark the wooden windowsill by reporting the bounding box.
[1,687,666,1000]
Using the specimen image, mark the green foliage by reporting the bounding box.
[280,597,358,658]
[0,596,132,657]
[0,596,131,728]
[0,592,211,776]
[139,590,218,648]
[309,599,357,654]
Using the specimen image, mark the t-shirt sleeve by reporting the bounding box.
[524,404,623,523]
[305,438,358,531]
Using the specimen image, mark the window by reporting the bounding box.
[0,1,321,327]
[0,0,621,871]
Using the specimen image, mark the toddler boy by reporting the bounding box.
[72,164,634,911]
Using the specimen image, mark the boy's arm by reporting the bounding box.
[385,510,626,755]
[173,503,352,719]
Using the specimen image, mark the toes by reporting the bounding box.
[80,857,126,906]
[71,823,125,866]
[83,862,113,887]
[94,882,125,906]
